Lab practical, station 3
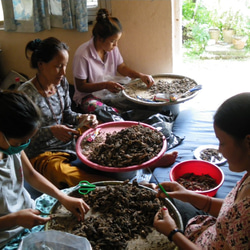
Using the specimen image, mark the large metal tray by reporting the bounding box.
[46,181,183,250]
[122,73,199,107]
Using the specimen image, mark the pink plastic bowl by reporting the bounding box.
[76,121,167,173]
[169,160,224,196]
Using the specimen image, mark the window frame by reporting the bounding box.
[50,0,111,28]
[0,0,3,28]
[87,0,111,23]
[0,0,111,30]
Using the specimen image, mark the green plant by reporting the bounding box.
[192,23,210,47]
[183,22,210,57]
[208,10,221,29]
[234,12,250,37]
[182,0,211,56]
[220,9,235,30]
[193,5,212,25]
[182,0,211,24]
[182,0,196,21]
[182,0,250,54]
[220,9,247,32]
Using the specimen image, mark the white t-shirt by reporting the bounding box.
[0,153,35,248]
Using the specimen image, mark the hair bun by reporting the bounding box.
[30,38,42,50]
[96,8,110,22]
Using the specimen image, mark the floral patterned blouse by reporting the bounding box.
[185,173,250,249]
[18,77,81,159]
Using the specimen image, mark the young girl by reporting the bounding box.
[153,92,250,249]
[73,8,154,121]
[0,91,90,248]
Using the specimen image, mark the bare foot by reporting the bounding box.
[139,181,157,190]
[150,151,178,171]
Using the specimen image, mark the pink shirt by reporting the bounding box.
[185,173,250,249]
[72,37,123,105]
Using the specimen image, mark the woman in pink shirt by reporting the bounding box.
[153,92,250,249]
[73,8,154,122]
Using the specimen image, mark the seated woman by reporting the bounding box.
[18,37,114,189]
[72,8,154,122]
[0,90,89,248]
[153,92,250,249]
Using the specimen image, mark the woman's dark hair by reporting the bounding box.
[214,92,250,140]
[0,90,41,138]
[92,8,122,40]
[25,37,69,69]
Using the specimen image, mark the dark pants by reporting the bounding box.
[172,199,208,229]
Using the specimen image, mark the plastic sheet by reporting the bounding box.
[93,105,183,149]
[121,110,184,150]
[94,105,124,122]
[18,230,92,250]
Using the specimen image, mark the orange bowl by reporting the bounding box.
[169,160,224,196]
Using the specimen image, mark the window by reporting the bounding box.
[87,0,98,8]
[47,0,111,25]
[49,0,111,28]
[87,0,111,23]
[0,1,3,22]
[0,0,111,27]
[12,0,33,20]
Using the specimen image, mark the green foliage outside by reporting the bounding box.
[182,0,250,58]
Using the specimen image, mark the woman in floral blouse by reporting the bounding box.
[153,92,250,249]
[19,37,114,189]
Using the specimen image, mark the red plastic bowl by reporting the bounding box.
[169,160,224,196]
[76,121,167,173]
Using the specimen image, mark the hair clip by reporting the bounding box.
[31,38,42,49]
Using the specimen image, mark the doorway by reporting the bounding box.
[177,0,250,110]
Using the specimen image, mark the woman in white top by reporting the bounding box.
[0,90,89,248]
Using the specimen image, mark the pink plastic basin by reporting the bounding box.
[76,121,167,173]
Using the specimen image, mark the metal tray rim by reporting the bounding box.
[122,73,199,106]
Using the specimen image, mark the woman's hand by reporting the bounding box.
[140,74,155,88]
[153,206,177,236]
[59,195,90,221]
[15,209,51,229]
[78,114,98,128]
[50,124,78,142]
[156,181,192,202]
[105,81,124,93]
